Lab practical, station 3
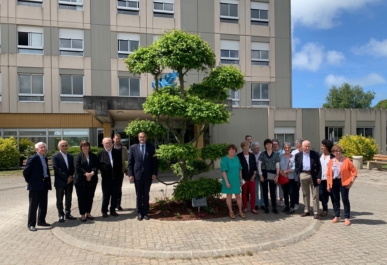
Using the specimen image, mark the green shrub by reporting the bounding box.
[171,159,209,179]
[173,177,222,202]
[19,138,34,154]
[338,134,379,160]
[0,137,20,169]
[66,146,102,157]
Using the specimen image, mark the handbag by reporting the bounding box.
[279,155,292,185]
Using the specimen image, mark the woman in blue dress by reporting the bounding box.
[220,144,245,219]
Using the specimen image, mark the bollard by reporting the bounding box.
[352,156,363,170]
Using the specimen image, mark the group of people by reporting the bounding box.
[220,136,358,226]
[23,132,158,232]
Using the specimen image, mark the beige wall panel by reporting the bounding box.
[325,109,346,121]
[9,66,18,113]
[117,60,127,71]
[84,57,91,70]
[219,23,241,35]
[57,21,87,29]
[355,109,376,121]
[274,108,297,121]
[84,69,92,96]
[16,6,43,22]
[244,36,252,76]
[152,17,176,30]
[145,73,154,97]
[43,56,52,69]
[50,0,58,22]
[111,59,118,71]
[58,10,85,25]
[269,0,275,37]
[51,68,60,113]
[16,54,44,68]
[83,0,91,26]
[59,103,84,113]
[16,18,43,27]
[17,103,45,113]
[109,0,117,28]
[58,56,85,69]
[239,36,246,74]
[51,56,59,69]
[111,71,118,96]
[1,54,9,67]
[116,16,141,29]
[43,69,52,113]
[115,25,143,33]
[42,0,51,21]
[250,26,270,38]
[250,66,271,78]
[214,0,220,33]
[0,66,10,112]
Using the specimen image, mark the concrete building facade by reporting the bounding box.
[0,0,385,153]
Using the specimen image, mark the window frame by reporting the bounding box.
[356,127,373,138]
[220,40,240,65]
[117,0,140,11]
[251,83,269,106]
[58,0,84,10]
[59,29,84,57]
[220,1,239,21]
[18,74,44,102]
[17,30,44,55]
[18,0,43,7]
[118,77,141,97]
[228,89,240,106]
[325,127,344,144]
[117,39,139,58]
[60,75,84,102]
[251,2,269,26]
[153,0,174,17]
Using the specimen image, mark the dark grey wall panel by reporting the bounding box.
[117,71,137,77]
[275,121,296,127]
[1,24,9,53]
[181,0,198,32]
[357,121,375,127]
[274,0,291,39]
[251,36,270,43]
[198,0,214,33]
[59,69,84,75]
[200,32,215,51]
[90,0,110,25]
[302,109,320,151]
[274,77,291,108]
[220,34,240,41]
[8,24,17,54]
[325,121,345,127]
[111,31,117,59]
[17,67,44,74]
[84,29,91,57]
[43,27,51,56]
[50,27,59,56]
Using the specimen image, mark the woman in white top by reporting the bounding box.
[319,139,334,217]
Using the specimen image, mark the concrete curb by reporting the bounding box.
[52,218,320,259]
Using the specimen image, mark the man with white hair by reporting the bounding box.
[23,142,52,232]
[251,142,265,210]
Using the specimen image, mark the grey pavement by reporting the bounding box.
[0,169,386,264]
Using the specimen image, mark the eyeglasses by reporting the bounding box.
[334,151,342,153]
[60,145,68,147]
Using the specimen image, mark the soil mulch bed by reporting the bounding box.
[148,197,240,221]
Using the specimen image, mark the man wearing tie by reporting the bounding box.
[23,142,52,232]
[294,140,322,219]
[52,140,76,222]
[128,132,158,221]
[98,137,123,218]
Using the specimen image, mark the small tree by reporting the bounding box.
[0,137,20,169]
[124,30,244,182]
[373,99,387,109]
[323,83,375,108]
[339,135,378,160]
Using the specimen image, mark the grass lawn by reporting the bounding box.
[0,169,23,176]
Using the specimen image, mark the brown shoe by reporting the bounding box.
[313,214,319,219]
[238,212,246,219]
[300,212,311,217]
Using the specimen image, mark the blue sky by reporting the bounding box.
[291,0,387,108]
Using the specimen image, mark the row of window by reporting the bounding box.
[17,0,269,25]
[0,73,140,102]
[228,83,269,106]
[221,40,269,65]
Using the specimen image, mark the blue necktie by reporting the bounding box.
[141,145,145,159]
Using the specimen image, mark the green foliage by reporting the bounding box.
[173,177,222,202]
[23,146,36,159]
[66,146,102,157]
[124,44,163,78]
[157,158,171,172]
[156,144,198,161]
[19,138,34,154]
[0,137,20,169]
[171,159,209,178]
[373,99,387,109]
[125,119,168,140]
[201,143,228,160]
[338,134,379,160]
[323,83,375,108]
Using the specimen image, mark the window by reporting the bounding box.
[18,0,42,7]
[228,89,240,106]
[59,29,84,56]
[118,77,140,97]
[18,26,43,55]
[325,127,343,144]
[251,83,269,106]
[117,0,139,15]
[153,0,174,18]
[60,75,83,102]
[251,42,269,66]
[220,0,239,23]
[117,33,139,58]
[220,40,239,64]
[251,2,269,26]
[18,74,44,102]
[59,0,83,10]
[357,127,373,138]
[274,128,295,148]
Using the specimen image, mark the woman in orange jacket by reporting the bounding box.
[326,145,357,226]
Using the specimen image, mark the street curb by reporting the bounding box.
[51,218,320,259]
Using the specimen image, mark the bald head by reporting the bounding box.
[302,140,311,153]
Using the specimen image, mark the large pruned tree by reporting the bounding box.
[124,29,244,182]
[323,83,375,108]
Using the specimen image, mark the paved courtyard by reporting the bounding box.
[0,169,386,264]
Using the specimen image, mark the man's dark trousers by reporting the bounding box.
[134,173,152,216]
[56,183,73,217]
[101,178,122,213]
[28,189,48,227]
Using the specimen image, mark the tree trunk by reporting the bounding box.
[179,160,190,182]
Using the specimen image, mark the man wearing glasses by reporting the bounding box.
[52,140,76,222]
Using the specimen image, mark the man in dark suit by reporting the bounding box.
[23,142,52,232]
[128,132,158,221]
[52,140,76,223]
[294,140,322,219]
[97,137,123,218]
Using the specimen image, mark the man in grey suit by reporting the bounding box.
[52,140,76,223]
[128,132,158,221]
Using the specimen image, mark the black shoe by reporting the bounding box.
[143,215,150,220]
[255,206,259,211]
[110,211,119,217]
[286,208,295,214]
[81,217,87,222]
[86,215,95,220]
[261,206,265,210]
[264,207,269,214]
[28,226,37,232]
[37,222,51,227]
[282,207,290,213]
[117,206,124,211]
[102,212,109,218]
[137,214,143,221]
[59,216,65,223]
[65,214,77,220]
[272,209,279,214]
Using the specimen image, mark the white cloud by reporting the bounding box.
[326,51,346,65]
[325,73,386,87]
[293,43,345,71]
[352,38,387,57]
[292,0,381,29]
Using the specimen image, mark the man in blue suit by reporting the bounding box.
[128,132,158,221]
[52,140,76,223]
[23,142,52,232]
